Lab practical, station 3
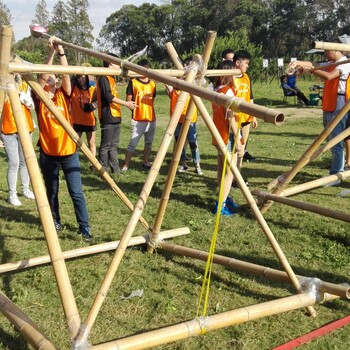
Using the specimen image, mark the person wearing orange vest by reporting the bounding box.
[1,77,35,206]
[165,83,203,175]
[288,40,350,183]
[122,59,156,171]
[96,53,136,174]
[34,38,92,241]
[71,73,97,159]
[233,50,257,166]
[211,60,243,216]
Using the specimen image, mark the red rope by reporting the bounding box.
[272,315,350,350]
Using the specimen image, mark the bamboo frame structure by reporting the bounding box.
[0,24,349,349]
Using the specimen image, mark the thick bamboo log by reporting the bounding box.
[7,75,82,340]
[159,242,350,299]
[252,189,350,223]
[90,293,317,350]
[0,292,58,350]
[278,170,350,197]
[9,62,241,78]
[313,41,350,53]
[263,99,350,211]
[76,55,203,344]
[188,85,316,316]
[149,32,216,252]
[23,74,149,230]
[31,29,284,125]
[0,227,189,274]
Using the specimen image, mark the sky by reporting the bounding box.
[6,0,159,42]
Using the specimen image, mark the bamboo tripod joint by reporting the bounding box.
[299,277,330,305]
[72,323,91,350]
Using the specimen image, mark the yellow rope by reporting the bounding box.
[196,112,242,334]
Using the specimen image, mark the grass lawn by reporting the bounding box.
[0,77,349,350]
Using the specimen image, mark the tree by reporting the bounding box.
[0,0,12,26]
[32,0,50,29]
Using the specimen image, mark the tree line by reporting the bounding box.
[1,0,349,80]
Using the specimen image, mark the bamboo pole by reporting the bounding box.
[7,75,82,340]
[160,242,350,299]
[31,29,284,125]
[75,55,203,344]
[310,126,350,162]
[0,227,190,274]
[188,87,316,316]
[252,189,350,223]
[9,62,241,78]
[22,74,149,230]
[278,170,350,197]
[91,293,317,350]
[149,32,217,252]
[263,99,350,211]
[0,291,58,350]
[313,41,350,53]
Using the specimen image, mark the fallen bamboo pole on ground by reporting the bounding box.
[0,228,190,274]
[252,189,350,223]
[91,293,317,350]
[159,242,350,300]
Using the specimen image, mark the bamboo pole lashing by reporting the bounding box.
[149,33,217,252]
[75,54,203,344]
[0,227,190,274]
[186,83,316,316]
[91,293,317,350]
[159,242,350,299]
[31,29,284,126]
[0,292,58,350]
[252,189,350,223]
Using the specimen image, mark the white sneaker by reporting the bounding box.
[195,166,203,175]
[8,194,22,206]
[23,189,35,199]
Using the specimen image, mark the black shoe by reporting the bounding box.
[243,152,256,161]
[142,162,152,170]
[79,227,92,242]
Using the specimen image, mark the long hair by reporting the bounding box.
[213,60,235,89]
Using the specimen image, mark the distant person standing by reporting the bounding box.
[71,73,97,159]
[221,48,234,61]
[96,53,136,174]
[233,50,257,163]
[122,59,156,171]
[1,76,35,206]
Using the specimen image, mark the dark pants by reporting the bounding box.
[39,150,89,229]
[99,123,121,173]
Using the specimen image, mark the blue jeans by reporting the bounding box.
[39,150,89,229]
[174,123,200,163]
[99,123,121,173]
[323,95,348,174]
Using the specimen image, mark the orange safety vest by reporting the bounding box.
[38,87,76,156]
[212,85,233,146]
[96,75,121,119]
[71,84,96,126]
[130,78,156,122]
[234,73,253,123]
[1,96,34,134]
[170,89,198,123]
[322,68,350,112]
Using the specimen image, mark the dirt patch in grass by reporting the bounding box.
[277,106,322,120]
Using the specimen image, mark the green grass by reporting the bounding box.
[0,78,349,350]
